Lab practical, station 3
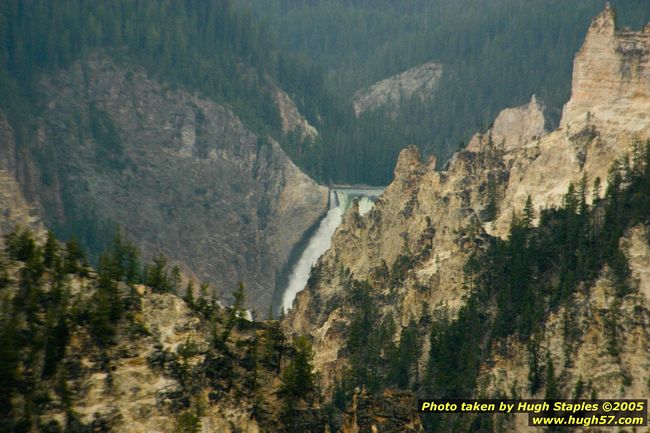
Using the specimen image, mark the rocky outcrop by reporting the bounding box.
[0,56,328,311]
[286,142,493,389]
[286,5,650,398]
[479,224,650,431]
[0,169,42,241]
[341,389,423,433]
[468,95,547,153]
[352,62,443,117]
[285,100,545,388]
[0,253,304,433]
[58,291,273,433]
[273,87,318,140]
[562,3,650,134]
[490,5,650,237]
[0,112,44,240]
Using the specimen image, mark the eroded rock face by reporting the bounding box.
[467,95,547,153]
[490,9,650,238]
[562,4,650,134]
[479,225,650,432]
[10,280,306,433]
[273,87,318,140]
[352,62,443,117]
[1,56,328,311]
[341,388,424,433]
[285,6,650,398]
[285,142,495,389]
[0,112,44,240]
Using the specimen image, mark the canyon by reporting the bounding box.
[286,4,650,414]
[0,56,328,312]
[2,4,650,433]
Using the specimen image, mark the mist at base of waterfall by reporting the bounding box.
[280,188,383,313]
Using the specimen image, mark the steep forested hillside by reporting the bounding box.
[237,0,650,183]
[0,227,321,433]
[4,1,650,187]
[335,143,650,432]
[0,0,331,294]
[0,0,331,140]
[0,225,424,433]
[286,7,650,430]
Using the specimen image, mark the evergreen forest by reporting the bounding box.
[321,143,650,432]
[3,0,650,186]
[238,0,650,183]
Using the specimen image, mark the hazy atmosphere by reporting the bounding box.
[2,1,650,432]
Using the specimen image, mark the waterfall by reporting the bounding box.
[280,187,383,313]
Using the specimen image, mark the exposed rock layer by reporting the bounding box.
[0,56,328,311]
[352,62,443,117]
[342,388,423,433]
[273,87,319,140]
[1,244,431,433]
[286,6,650,405]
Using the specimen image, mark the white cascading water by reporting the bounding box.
[280,188,383,312]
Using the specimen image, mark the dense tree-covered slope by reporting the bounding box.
[0,0,330,138]
[4,1,650,186]
[0,1,331,301]
[237,0,650,183]
[0,224,425,432]
[0,226,323,433]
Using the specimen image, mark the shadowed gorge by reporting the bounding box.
[276,187,384,315]
[1,2,650,433]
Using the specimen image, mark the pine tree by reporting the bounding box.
[544,356,559,400]
[169,266,182,293]
[123,242,141,285]
[578,173,588,216]
[592,177,602,203]
[146,255,169,292]
[527,337,542,394]
[64,239,86,275]
[43,230,59,269]
[484,176,498,221]
[42,314,69,378]
[232,282,245,316]
[388,321,419,388]
[280,335,315,407]
[0,304,19,413]
[108,229,125,281]
[523,195,535,229]
[184,280,195,309]
[96,253,123,324]
[563,182,578,214]
[6,226,36,262]
[222,282,246,341]
[572,376,584,399]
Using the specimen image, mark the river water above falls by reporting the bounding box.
[279,187,384,313]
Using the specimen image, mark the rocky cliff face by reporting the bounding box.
[0,229,426,433]
[562,3,650,133]
[273,87,319,140]
[493,3,650,237]
[341,389,423,433]
[0,55,328,311]
[49,289,279,433]
[0,166,41,241]
[479,223,650,431]
[0,112,45,241]
[286,5,650,404]
[352,62,443,117]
